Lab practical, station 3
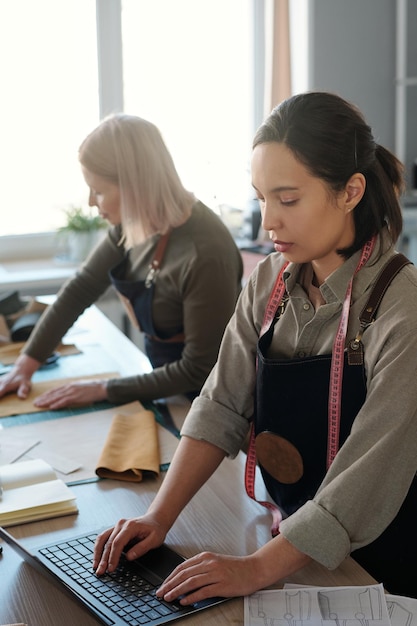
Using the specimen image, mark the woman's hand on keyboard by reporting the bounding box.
[93,516,167,576]
[155,551,261,604]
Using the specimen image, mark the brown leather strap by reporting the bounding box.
[151,231,171,268]
[359,252,411,325]
[145,231,171,287]
[145,332,185,344]
[348,252,412,365]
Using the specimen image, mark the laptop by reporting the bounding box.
[0,526,228,625]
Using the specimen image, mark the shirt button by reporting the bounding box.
[298,351,306,358]
[303,303,310,310]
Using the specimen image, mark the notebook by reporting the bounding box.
[0,458,78,526]
[0,526,228,625]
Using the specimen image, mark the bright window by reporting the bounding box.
[0,0,98,236]
[0,0,253,239]
[122,0,253,211]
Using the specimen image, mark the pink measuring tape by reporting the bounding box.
[326,237,375,467]
[244,238,376,536]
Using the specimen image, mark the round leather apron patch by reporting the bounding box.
[255,431,304,484]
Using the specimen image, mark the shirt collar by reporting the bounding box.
[283,232,397,304]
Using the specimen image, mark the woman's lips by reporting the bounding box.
[273,240,293,253]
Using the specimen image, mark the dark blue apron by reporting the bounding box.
[253,270,417,597]
[109,240,185,370]
[255,322,367,516]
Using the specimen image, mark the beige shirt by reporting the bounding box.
[24,202,243,401]
[182,236,417,569]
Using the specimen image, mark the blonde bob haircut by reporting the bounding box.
[78,114,195,248]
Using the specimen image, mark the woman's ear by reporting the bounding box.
[345,173,366,212]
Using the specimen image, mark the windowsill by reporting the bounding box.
[0,256,78,296]
[0,232,77,296]
[0,232,62,262]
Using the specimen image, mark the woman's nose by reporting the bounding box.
[88,191,96,207]
[261,202,280,232]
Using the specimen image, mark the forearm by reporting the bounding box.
[14,352,41,375]
[251,534,311,590]
[147,435,226,531]
[25,234,119,362]
[23,288,95,362]
[107,363,206,403]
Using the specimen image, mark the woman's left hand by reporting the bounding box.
[33,379,108,409]
[156,551,261,605]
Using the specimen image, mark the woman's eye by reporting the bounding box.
[281,198,297,206]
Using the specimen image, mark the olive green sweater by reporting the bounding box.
[24,202,243,401]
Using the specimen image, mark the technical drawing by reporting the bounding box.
[386,598,413,626]
[245,585,392,626]
[249,589,312,626]
[318,586,382,626]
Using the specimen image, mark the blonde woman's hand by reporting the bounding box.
[33,379,108,409]
[0,354,40,399]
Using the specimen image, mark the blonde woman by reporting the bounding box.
[0,114,243,405]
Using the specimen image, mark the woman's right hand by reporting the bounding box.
[0,354,41,399]
[93,515,168,576]
[93,438,226,576]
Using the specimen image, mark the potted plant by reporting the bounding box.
[59,206,107,263]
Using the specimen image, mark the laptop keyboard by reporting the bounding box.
[39,533,181,625]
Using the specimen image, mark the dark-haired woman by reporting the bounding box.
[94,92,417,600]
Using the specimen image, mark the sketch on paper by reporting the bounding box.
[318,586,383,626]
[245,586,417,626]
[247,588,312,626]
[244,584,392,626]
[385,594,416,626]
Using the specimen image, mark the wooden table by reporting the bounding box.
[0,305,376,626]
